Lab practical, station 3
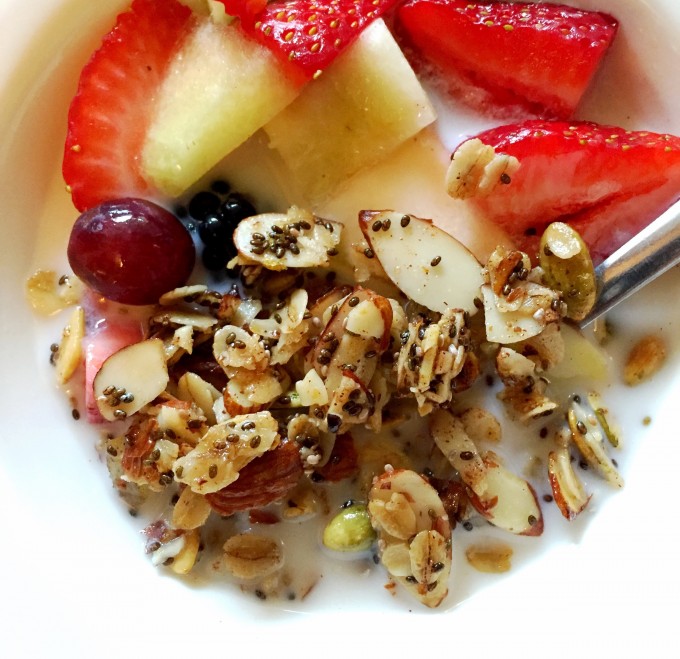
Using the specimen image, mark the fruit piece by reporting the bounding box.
[213,0,266,21]
[397,0,618,119]
[359,210,483,315]
[67,198,195,305]
[141,19,302,196]
[451,120,680,263]
[186,184,257,271]
[539,222,596,322]
[545,324,608,381]
[93,338,169,421]
[63,0,192,211]
[264,19,436,203]
[243,0,400,82]
[82,306,147,423]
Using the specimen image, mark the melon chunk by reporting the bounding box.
[142,20,302,196]
[263,19,436,204]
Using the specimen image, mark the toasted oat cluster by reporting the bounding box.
[49,208,627,608]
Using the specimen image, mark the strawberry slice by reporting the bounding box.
[81,290,146,423]
[396,0,618,119]
[243,0,400,82]
[214,0,267,21]
[63,0,193,212]
[457,120,680,263]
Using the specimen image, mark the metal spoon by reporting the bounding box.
[579,197,680,328]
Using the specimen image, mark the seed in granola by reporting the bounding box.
[317,349,332,365]
[300,220,312,230]
[103,385,116,396]
[226,433,240,444]
[241,421,256,431]
[542,494,553,502]
[364,350,377,359]
[234,340,247,350]
[400,215,410,227]
[502,283,512,296]
[405,576,417,584]
[159,472,173,486]
[251,244,266,255]
[430,256,442,267]
[175,465,184,478]
[326,247,339,256]
[114,409,127,419]
[208,464,218,479]
[250,435,262,449]
[278,395,291,405]
[106,445,118,457]
[528,514,537,526]
[460,451,474,461]
[290,243,301,255]
[119,392,135,404]
[463,521,473,531]
[371,220,383,232]
[418,326,426,340]
[149,448,161,462]
[576,420,587,435]
[400,330,410,345]
[348,296,359,307]
[382,218,392,231]
[213,440,227,450]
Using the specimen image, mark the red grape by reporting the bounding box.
[67,198,195,305]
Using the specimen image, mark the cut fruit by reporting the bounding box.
[397,0,618,120]
[141,19,303,196]
[263,19,436,203]
[359,210,483,315]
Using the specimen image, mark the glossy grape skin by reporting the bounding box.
[67,198,195,305]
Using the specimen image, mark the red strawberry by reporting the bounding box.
[242,0,400,82]
[458,120,680,263]
[81,289,146,423]
[214,0,267,21]
[397,1,618,119]
[63,0,193,212]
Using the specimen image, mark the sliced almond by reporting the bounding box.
[359,210,483,315]
[547,447,591,520]
[55,306,85,384]
[233,208,342,271]
[93,338,169,421]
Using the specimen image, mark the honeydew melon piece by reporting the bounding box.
[263,19,436,204]
[142,19,302,196]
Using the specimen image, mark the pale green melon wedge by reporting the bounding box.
[263,19,436,205]
[142,19,302,196]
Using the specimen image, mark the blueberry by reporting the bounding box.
[220,193,256,227]
[210,179,231,195]
[202,243,236,271]
[188,191,221,221]
[198,215,230,246]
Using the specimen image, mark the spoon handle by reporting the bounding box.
[579,197,680,328]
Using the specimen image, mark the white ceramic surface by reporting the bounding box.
[1,0,679,656]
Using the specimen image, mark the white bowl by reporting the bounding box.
[1,0,679,655]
